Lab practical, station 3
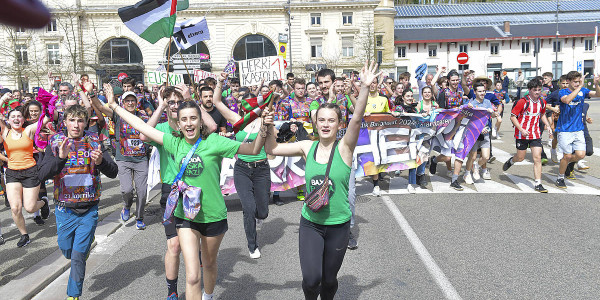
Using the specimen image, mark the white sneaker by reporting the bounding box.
[482,169,491,180]
[372,186,381,197]
[249,248,261,259]
[551,149,558,163]
[255,218,263,230]
[472,164,481,181]
[463,172,474,185]
[491,128,497,138]
[394,170,401,177]
[578,160,590,170]
[407,184,416,194]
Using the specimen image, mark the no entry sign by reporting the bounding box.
[457,52,469,65]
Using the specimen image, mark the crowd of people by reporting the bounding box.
[0,60,597,300]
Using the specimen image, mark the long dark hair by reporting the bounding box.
[24,100,42,122]
[173,101,210,139]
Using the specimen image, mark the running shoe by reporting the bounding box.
[407,184,416,194]
[429,156,437,175]
[566,170,576,180]
[166,292,178,300]
[372,186,381,197]
[34,215,45,226]
[348,231,358,250]
[541,158,548,166]
[577,161,590,170]
[136,220,146,230]
[555,178,567,189]
[17,234,30,247]
[482,169,491,180]
[491,128,497,139]
[472,164,481,181]
[487,156,496,163]
[416,174,427,189]
[450,180,464,191]
[249,248,261,259]
[66,297,79,300]
[41,196,50,219]
[463,173,474,185]
[120,208,130,222]
[502,159,513,171]
[534,184,548,193]
[296,190,305,201]
[0,234,4,246]
[551,150,558,163]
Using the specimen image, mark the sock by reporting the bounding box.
[557,174,565,180]
[451,174,458,182]
[534,179,541,185]
[203,292,214,300]
[464,170,471,176]
[373,179,379,187]
[482,168,488,173]
[33,211,40,217]
[166,277,177,296]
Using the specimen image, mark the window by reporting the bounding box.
[341,37,353,57]
[584,39,594,51]
[310,38,322,58]
[427,65,437,74]
[459,44,468,53]
[458,64,469,71]
[397,66,408,78]
[490,43,499,55]
[397,46,406,58]
[47,19,57,32]
[47,44,60,65]
[377,50,383,64]
[342,12,353,25]
[428,45,437,57]
[552,61,563,77]
[521,42,530,54]
[584,60,594,77]
[553,40,561,53]
[16,27,25,33]
[311,13,321,26]
[376,35,383,47]
[233,34,276,60]
[15,44,28,64]
[98,38,143,64]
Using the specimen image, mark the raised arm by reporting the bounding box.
[461,70,471,95]
[236,108,273,155]
[92,84,116,116]
[341,61,381,154]
[589,75,600,97]
[214,72,242,124]
[106,85,165,145]
[140,87,167,142]
[560,84,583,105]
[432,66,446,87]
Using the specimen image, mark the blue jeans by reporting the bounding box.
[55,205,98,297]
[408,163,427,184]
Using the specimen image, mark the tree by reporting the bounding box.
[357,19,375,64]
[0,25,29,91]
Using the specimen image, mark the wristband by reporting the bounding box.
[87,91,96,98]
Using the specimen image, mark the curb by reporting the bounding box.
[0,190,160,300]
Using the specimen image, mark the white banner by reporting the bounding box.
[147,71,184,85]
[238,56,285,86]
[173,17,211,50]
[193,69,217,83]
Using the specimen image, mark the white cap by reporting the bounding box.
[121,91,138,100]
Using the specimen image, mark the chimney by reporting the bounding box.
[504,21,511,35]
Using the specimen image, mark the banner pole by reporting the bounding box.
[166,36,173,86]
[178,50,194,87]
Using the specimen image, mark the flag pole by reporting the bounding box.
[166,36,173,87]
[178,50,194,87]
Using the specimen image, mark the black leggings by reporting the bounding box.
[299,216,350,300]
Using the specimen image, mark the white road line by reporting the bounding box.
[388,176,433,194]
[492,147,532,166]
[542,173,600,195]
[575,173,600,189]
[593,147,600,158]
[430,174,476,193]
[504,173,566,194]
[382,196,462,300]
[471,177,521,193]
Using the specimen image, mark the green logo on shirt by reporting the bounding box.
[183,154,204,177]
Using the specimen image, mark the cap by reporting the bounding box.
[113,86,124,95]
[121,91,138,100]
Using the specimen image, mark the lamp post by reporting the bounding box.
[554,0,560,77]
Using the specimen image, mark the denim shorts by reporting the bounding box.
[557,131,586,154]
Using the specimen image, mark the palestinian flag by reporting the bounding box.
[232,91,273,133]
[118,0,177,44]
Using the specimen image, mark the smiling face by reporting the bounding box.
[334,80,344,95]
[28,105,41,121]
[165,94,181,120]
[403,91,414,105]
[475,86,487,100]
[317,75,333,96]
[122,95,138,112]
[8,110,24,129]
[59,85,71,97]
[421,88,432,101]
[449,75,460,90]
[306,84,318,99]
[201,90,214,110]
[177,107,202,143]
[315,107,341,139]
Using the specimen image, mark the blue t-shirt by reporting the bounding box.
[468,89,500,106]
[556,88,589,132]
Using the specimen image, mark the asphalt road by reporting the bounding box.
[3,98,600,299]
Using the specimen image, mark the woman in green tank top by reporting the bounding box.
[264,61,381,300]
[213,77,271,259]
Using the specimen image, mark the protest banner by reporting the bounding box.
[193,68,217,83]
[147,71,184,85]
[238,56,285,86]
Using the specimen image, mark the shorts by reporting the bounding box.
[557,131,586,154]
[175,217,228,237]
[6,165,40,188]
[471,133,491,150]
[516,138,543,151]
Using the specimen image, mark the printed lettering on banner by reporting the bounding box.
[147,71,184,85]
[193,69,217,83]
[238,56,285,86]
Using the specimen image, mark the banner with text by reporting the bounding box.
[147,71,184,85]
[193,69,217,83]
[238,56,285,86]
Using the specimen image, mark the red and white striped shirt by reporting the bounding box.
[511,96,546,140]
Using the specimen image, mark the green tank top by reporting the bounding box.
[301,141,351,225]
[235,130,267,162]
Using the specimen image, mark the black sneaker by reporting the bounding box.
[534,184,548,193]
[416,174,427,189]
[429,156,437,175]
[17,234,30,247]
[450,180,464,191]
[555,178,567,189]
[41,197,49,219]
[273,194,283,206]
[33,215,45,226]
[0,234,4,245]
[347,231,358,250]
[502,159,513,171]
[4,198,9,208]
[488,156,496,163]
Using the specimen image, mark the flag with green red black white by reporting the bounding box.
[233,91,274,133]
[118,0,177,44]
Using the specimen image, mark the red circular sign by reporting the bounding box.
[284,59,288,69]
[457,52,469,65]
[118,72,128,81]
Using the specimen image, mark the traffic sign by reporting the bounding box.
[457,52,469,65]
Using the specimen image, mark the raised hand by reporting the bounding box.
[58,138,72,159]
[261,106,275,127]
[218,72,228,83]
[156,85,166,108]
[71,72,79,86]
[90,144,103,165]
[83,81,94,93]
[359,60,382,88]
[103,83,116,109]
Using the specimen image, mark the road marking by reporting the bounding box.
[542,173,600,195]
[492,147,531,166]
[575,173,600,189]
[472,177,521,193]
[388,176,433,194]
[504,173,566,194]
[382,196,462,300]
[430,174,476,193]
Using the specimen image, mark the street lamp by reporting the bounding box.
[554,0,560,77]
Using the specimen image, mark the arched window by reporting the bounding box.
[232,34,276,61]
[166,41,210,58]
[98,38,143,64]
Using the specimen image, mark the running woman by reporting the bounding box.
[107,85,271,300]
[264,61,379,300]
[0,93,50,247]
[502,78,552,192]
[38,104,118,300]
